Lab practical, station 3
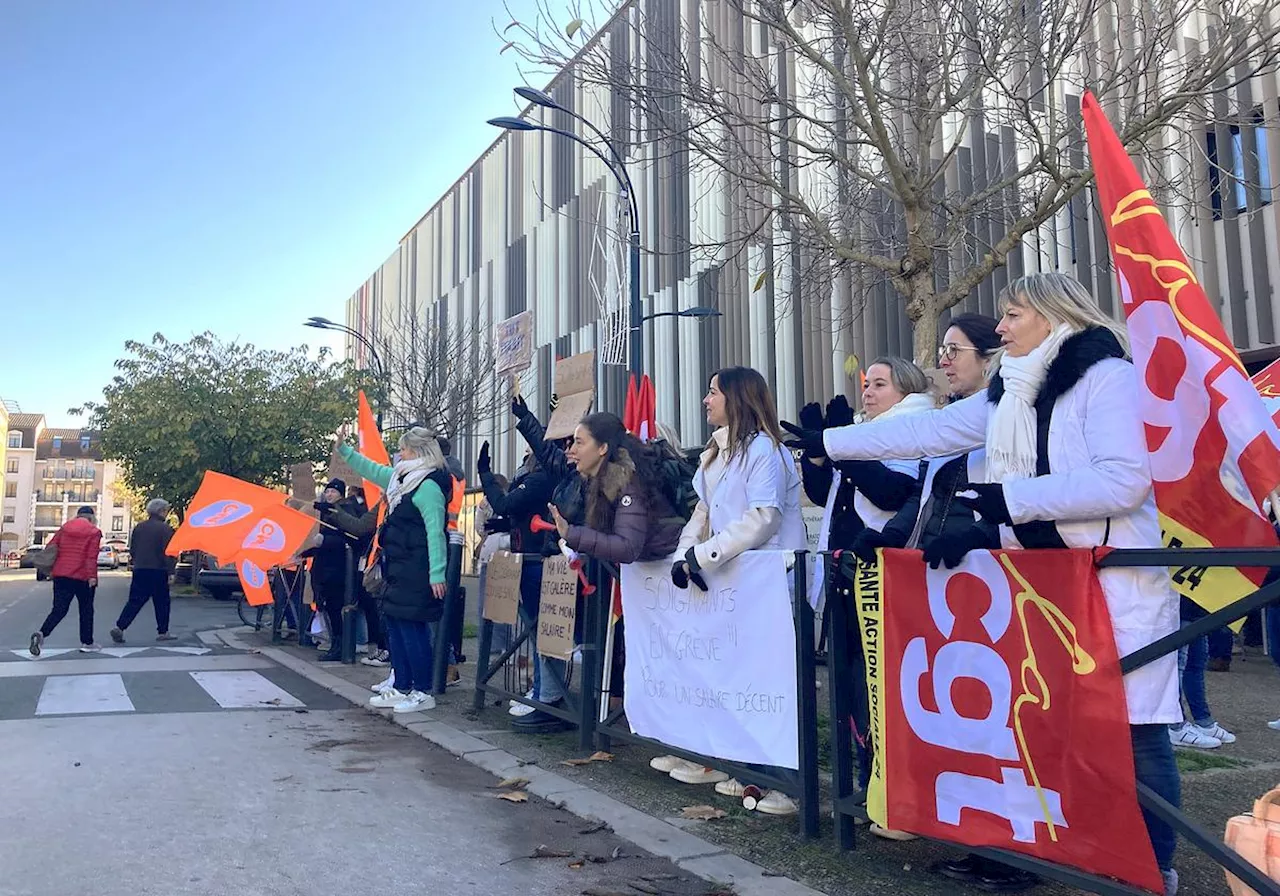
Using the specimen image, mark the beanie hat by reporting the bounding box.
[324,478,347,496]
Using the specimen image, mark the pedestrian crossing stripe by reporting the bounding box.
[9,647,213,661]
[29,670,306,716]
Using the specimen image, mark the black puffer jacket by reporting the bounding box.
[880,453,1000,551]
[301,495,365,587]
[480,464,556,554]
[516,412,585,556]
[378,470,453,623]
[800,459,864,549]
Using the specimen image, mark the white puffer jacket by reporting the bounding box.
[823,329,1180,725]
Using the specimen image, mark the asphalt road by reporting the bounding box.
[0,570,718,896]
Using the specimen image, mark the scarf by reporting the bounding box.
[870,390,938,421]
[986,323,1078,483]
[385,457,432,513]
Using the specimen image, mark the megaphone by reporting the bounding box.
[529,515,557,534]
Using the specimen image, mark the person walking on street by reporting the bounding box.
[110,499,176,643]
[31,506,103,655]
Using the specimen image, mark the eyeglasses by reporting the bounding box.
[938,343,984,362]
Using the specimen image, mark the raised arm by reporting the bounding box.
[823,393,989,461]
[337,443,393,490]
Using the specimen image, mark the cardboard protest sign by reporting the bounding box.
[544,350,595,440]
[494,311,534,375]
[326,445,359,489]
[290,463,316,503]
[483,551,522,625]
[537,555,578,658]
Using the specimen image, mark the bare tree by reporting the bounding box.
[357,302,510,444]
[502,0,1280,362]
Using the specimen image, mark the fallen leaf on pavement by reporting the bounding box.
[679,805,727,821]
[497,791,529,803]
[561,751,615,766]
[568,860,584,870]
[494,777,530,789]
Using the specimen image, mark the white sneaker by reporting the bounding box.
[371,672,395,693]
[1268,718,1280,731]
[369,688,407,708]
[393,690,435,714]
[715,778,746,797]
[1169,724,1221,749]
[649,754,685,773]
[753,790,799,816]
[669,763,728,785]
[1194,722,1236,744]
[509,689,536,717]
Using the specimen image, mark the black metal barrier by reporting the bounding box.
[472,550,823,839]
[827,547,1280,896]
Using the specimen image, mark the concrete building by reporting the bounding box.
[23,427,134,546]
[4,413,43,549]
[343,2,1280,469]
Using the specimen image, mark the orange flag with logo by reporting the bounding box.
[167,472,288,562]
[224,504,318,606]
[1083,91,1280,617]
[356,390,390,506]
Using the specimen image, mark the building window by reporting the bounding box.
[52,436,61,451]
[7,432,19,448]
[1207,108,1274,220]
[112,515,124,533]
[4,483,15,498]
[80,435,91,451]
[2,512,14,524]
[6,459,16,473]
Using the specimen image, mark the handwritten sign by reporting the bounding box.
[483,551,522,625]
[290,462,316,502]
[326,446,359,490]
[545,350,596,440]
[537,555,578,658]
[494,310,534,375]
[619,551,799,769]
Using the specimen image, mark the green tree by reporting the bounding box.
[76,333,365,519]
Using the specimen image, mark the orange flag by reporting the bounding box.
[225,504,318,607]
[1082,91,1280,616]
[167,472,287,561]
[356,390,390,506]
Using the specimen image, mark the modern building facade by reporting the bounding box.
[344,1,1280,471]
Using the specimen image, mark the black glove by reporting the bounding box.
[313,500,335,513]
[483,516,512,533]
[921,526,994,570]
[683,547,709,591]
[955,483,1012,527]
[781,421,827,458]
[826,395,855,429]
[671,560,690,589]
[850,527,897,565]
[511,395,529,420]
[477,441,491,476]
[798,401,825,433]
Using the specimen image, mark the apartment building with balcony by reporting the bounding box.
[3,411,42,549]
[30,427,133,546]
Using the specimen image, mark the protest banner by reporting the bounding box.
[545,350,596,440]
[483,551,522,625]
[326,445,359,490]
[858,547,1160,892]
[494,310,534,375]
[1252,358,1280,426]
[537,555,578,658]
[289,462,316,503]
[619,551,799,769]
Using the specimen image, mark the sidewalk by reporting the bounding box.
[236,620,1280,896]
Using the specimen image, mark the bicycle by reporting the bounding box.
[236,567,303,637]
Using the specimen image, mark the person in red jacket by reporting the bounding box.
[31,506,103,655]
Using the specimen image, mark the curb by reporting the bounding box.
[209,627,827,896]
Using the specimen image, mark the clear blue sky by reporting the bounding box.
[0,0,559,426]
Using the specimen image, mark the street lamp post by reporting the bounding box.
[305,317,388,428]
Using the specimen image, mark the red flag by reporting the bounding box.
[1082,91,1280,614]
[1251,358,1280,428]
[623,374,640,436]
[860,549,1159,892]
[638,375,657,442]
[356,390,390,505]
[167,472,286,561]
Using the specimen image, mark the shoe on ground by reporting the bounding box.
[752,790,798,816]
[156,632,177,641]
[79,643,101,653]
[109,627,125,644]
[668,763,729,785]
[1162,867,1178,894]
[1193,722,1236,744]
[714,778,746,798]
[869,823,918,841]
[446,665,461,687]
[1268,718,1280,731]
[511,702,573,733]
[317,648,342,662]
[975,863,1040,892]
[29,632,42,657]
[360,649,390,667]
[393,690,435,714]
[369,688,407,708]
[1169,723,1221,749]
[371,672,395,693]
[650,755,686,773]
[509,688,536,716]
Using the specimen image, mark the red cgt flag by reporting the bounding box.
[859,549,1160,892]
[356,390,390,506]
[1082,91,1280,615]
[1251,358,1280,428]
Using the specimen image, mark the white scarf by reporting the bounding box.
[870,391,938,421]
[986,324,1078,483]
[385,457,432,513]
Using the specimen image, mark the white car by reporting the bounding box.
[97,546,120,569]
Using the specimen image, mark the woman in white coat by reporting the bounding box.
[784,273,1183,894]
[650,366,807,817]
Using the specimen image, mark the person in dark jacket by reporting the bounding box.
[298,478,362,662]
[338,427,451,714]
[110,498,176,644]
[31,506,102,655]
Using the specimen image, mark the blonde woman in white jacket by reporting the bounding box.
[650,366,807,817]
[783,272,1182,894]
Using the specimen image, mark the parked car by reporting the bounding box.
[105,541,130,568]
[195,561,242,601]
[97,545,120,569]
[174,551,215,585]
[18,546,40,569]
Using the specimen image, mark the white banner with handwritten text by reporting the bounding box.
[619,552,799,769]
